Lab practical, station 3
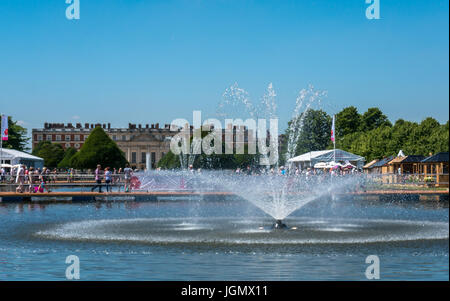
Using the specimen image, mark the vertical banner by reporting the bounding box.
[1,115,8,141]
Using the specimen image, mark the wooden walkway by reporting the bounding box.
[0,190,447,203]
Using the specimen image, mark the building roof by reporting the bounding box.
[363,159,378,169]
[0,148,44,161]
[421,152,449,163]
[402,155,426,163]
[388,156,406,164]
[370,156,395,168]
[287,149,365,163]
[388,155,427,164]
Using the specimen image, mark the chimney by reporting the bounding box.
[155,123,159,129]
[85,123,89,129]
[108,123,111,129]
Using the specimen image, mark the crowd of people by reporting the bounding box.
[0,161,365,194]
[0,163,137,193]
[0,165,53,193]
[89,163,134,193]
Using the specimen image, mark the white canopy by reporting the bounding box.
[0,148,44,169]
[288,149,365,168]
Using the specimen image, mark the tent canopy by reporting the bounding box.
[0,148,44,169]
[288,149,365,166]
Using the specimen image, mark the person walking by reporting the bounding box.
[91,164,103,193]
[123,164,133,192]
[105,167,112,193]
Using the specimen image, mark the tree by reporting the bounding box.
[157,150,181,169]
[1,117,30,151]
[69,126,128,169]
[58,147,78,169]
[360,108,392,132]
[32,141,65,168]
[335,106,361,137]
[294,109,332,155]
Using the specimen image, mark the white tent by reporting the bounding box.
[397,150,405,157]
[0,148,44,169]
[313,162,328,169]
[288,149,365,169]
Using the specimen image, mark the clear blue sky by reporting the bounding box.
[0,0,448,141]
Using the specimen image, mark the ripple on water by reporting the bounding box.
[34,217,449,246]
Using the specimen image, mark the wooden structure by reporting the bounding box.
[420,152,449,187]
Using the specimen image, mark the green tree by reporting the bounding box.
[32,141,65,168]
[406,117,444,156]
[360,108,392,132]
[157,150,181,169]
[57,147,78,169]
[69,126,128,169]
[335,106,361,137]
[1,117,30,151]
[294,109,332,155]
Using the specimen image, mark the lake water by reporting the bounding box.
[0,196,448,280]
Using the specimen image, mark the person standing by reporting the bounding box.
[104,167,112,193]
[123,164,133,192]
[91,164,103,193]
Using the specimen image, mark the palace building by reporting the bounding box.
[32,122,270,169]
[32,122,178,169]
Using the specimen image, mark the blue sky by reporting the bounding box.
[0,0,448,140]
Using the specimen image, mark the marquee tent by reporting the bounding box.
[287,149,365,169]
[0,148,44,169]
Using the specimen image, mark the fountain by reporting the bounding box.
[136,83,343,229]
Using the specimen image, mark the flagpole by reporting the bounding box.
[333,115,336,163]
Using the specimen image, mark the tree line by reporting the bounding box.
[281,106,449,163]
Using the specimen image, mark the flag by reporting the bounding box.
[1,115,8,141]
[331,115,335,142]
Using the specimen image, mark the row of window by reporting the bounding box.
[110,135,166,141]
[37,134,168,142]
[37,134,85,142]
[65,143,81,149]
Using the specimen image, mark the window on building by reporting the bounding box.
[38,135,43,141]
[131,152,137,163]
[75,135,80,141]
[122,135,126,141]
[141,152,146,163]
[65,135,70,141]
[112,135,116,141]
[75,143,80,149]
[46,135,52,141]
[65,143,71,148]
[56,135,61,141]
